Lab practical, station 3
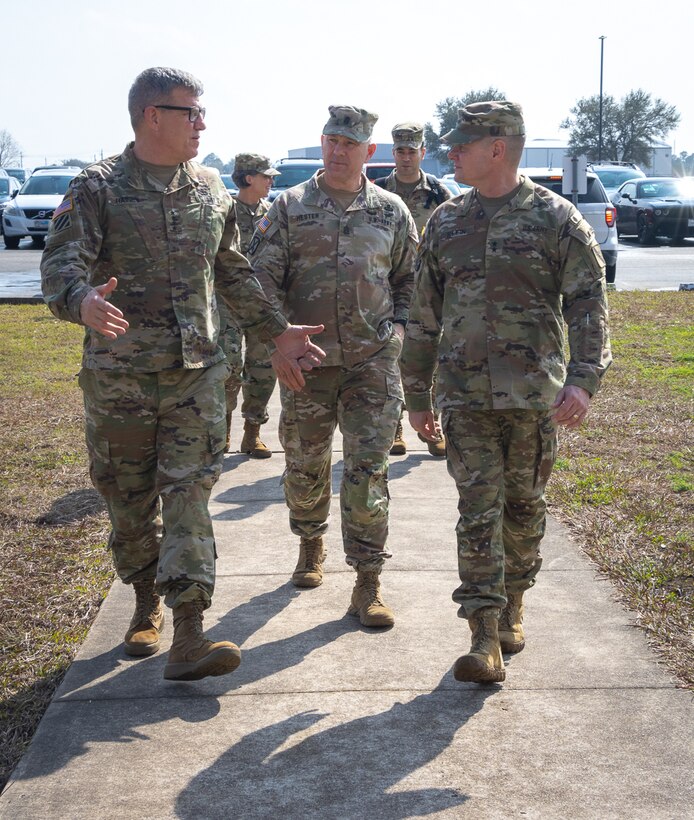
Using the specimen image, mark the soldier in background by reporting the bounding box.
[40,66,325,682]
[400,101,611,683]
[218,152,280,458]
[249,105,418,627]
[374,122,452,458]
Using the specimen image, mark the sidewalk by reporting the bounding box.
[1,392,691,819]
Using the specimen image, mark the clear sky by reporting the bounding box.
[5,0,692,168]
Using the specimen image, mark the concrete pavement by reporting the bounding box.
[0,392,692,819]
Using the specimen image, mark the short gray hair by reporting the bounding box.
[128,67,204,129]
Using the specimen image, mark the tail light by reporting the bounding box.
[605,206,616,228]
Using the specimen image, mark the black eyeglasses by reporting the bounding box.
[149,104,206,122]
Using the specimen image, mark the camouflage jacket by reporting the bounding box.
[40,143,287,372]
[400,176,612,412]
[217,196,272,331]
[375,170,453,236]
[249,171,418,368]
[232,196,272,254]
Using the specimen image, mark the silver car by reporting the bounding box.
[520,167,619,285]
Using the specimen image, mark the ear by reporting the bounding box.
[142,105,160,131]
[492,139,506,160]
[421,147,427,159]
[366,143,378,161]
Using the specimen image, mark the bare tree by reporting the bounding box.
[0,130,22,167]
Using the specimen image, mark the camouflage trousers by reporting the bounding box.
[222,329,277,424]
[279,335,403,569]
[219,317,243,417]
[79,362,229,609]
[442,408,557,618]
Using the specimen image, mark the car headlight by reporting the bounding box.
[3,202,20,216]
[654,208,668,216]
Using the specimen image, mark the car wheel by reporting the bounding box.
[31,236,45,249]
[637,216,656,246]
[3,235,20,249]
[605,263,616,285]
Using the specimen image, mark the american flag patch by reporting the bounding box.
[257,215,272,234]
[52,196,74,220]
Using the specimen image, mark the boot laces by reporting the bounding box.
[133,581,158,625]
[500,595,523,630]
[360,573,384,606]
[300,538,323,571]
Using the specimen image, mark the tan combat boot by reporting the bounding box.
[124,578,164,657]
[240,420,272,459]
[291,535,326,588]
[418,431,446,458]
[163,600,241,681]
[348,569,395,627]
[453,607,506,683]
[499,591,525,653]
[390,420,406,455]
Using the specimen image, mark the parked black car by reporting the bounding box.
[611,177,694,245]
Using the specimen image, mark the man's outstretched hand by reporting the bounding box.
[79,277,129,338]
[271,324,326,390]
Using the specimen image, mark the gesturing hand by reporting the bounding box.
[271,324,326,391]
[79,277,129,339]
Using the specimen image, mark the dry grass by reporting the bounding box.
[0,294,692,791]
[0,307,113,790]
[547,291,693,688]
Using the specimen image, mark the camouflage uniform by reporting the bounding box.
[375,171,452,236]
[41,143,288,609]
[376,123,453,451]
[230,194,277,425]
[250,168,418,567]
[401,160,611,615]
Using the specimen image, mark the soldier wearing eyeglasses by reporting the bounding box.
[40,66,325,683]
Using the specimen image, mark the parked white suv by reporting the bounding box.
[2,166,81,249]
[520,167,618,285]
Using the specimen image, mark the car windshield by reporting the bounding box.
[21,175,74,195]
[273,165,322,189]
[0,179,10,195]
[529,176,607,204]
[595,169,643,188]
[364,165,395,181]
[638,179,693,199]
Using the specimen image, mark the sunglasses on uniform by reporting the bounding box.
[149,105,206,122]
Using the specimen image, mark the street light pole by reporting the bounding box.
[598,35,606,163]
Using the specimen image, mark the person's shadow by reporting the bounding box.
[175,671,495,819]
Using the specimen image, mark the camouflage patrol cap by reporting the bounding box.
[233,152,280,176]
[391,122,424,149]
[441,101,525,145]
[322,105,378,143]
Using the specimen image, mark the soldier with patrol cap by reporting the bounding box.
[217,152,281,458]
[400,101,611,683]
[374,122,452,458]
[249,104,418,627]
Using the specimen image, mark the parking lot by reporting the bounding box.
[1,235,693,296]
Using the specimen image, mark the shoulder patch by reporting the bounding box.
[566,211,596,246]
[52,196,74,220]
[256,215,272,234]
